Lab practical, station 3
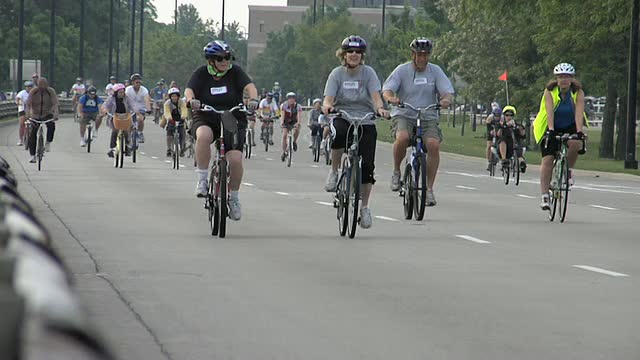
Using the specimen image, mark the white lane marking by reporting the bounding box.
[315,201,333,206]
[572,265,629,277]
[275,191,290,196]
[589,205,618,211]
[574,185,640,196]
[586,184,640,190]
[179,164,185,168]
[517,194,535,199]
[164,160,172,163]
[242,182,255,187]
[375,215,400,222]
[310,165,319,168]
[265,157,273,161]
[455,235,491,244]
[151,156,158,159]
[456,185,476,190]
[445,171,485,178]
[140,152,146,155]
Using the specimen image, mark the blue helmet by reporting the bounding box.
[492,107,503,116]
[203,40,232,59]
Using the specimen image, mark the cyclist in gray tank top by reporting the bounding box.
[382,38,453,206]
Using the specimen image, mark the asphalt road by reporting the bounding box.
[1,116,639,360]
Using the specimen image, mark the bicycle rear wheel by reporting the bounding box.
[173,140,180,169]
[86,127,92,153]
[503,161,510,185]
[514,157,520,186]
[132,131,137,163]
[264,129,269,152]
[402,163,413,220]
[337,164,349,237]
[287,135,293,167]
[218,159,228,238]
[209,164,219,236]
[37,130,44,171]
[348,155,361,239]
[414,153,428,220]
[548,160,559,221]
[559,158,570,222]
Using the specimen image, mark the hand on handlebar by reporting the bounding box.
[322,105,334,115]
[377,108,390,119]
[189,99,201,110]
[387,97,401,105]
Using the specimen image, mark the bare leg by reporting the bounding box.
[282,128,289,153]
[195,126,213,171]
[227,150,244,191]
[540,155,554,194]
[361,183,373,207]
[499,141,507,160]
[567,140,580,168]
[331,148,344,172]
[393,131,410,173]
[425,138,440,190]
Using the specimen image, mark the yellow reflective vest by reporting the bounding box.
[533,87,589,143]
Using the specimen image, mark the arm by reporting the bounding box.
[243,83,259,104]
[322,96,335,114]
[160,101,170,128]
[574,89,585,133]
[297,105,302,126]
[144,94,151,113]
[371,91,388,117]
[382,90,400,105]
[185,88,195,103]
[26,90,33,118]
[50,89,59,119]
[485,114,493,125]
[439,93,453,108]
[77,102,84,115]
[543,89,554,130]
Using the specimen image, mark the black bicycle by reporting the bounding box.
[547,133,587,222]
[26,117,55,171]
[329,110,375,238]
[172,121,186,170]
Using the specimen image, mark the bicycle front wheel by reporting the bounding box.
[548,160,559,221]
[209,164,219,236]
[414,153,428,220]
[348,155,361,239]
[337,164,349,237]
[559,158,570,222]
[86,127,92,153]
[132,131,138,163]
[402,163,413,220]
[37,131,44,171]
[173,140,180,170]
[287,135,293,167]
[218,159,228,238]
[513,157,520,186]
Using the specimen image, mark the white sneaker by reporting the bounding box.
[390,171,401,191]
[427,190,437,206]
[320,138,326,149]
[229,197,241,221]
[540,194,550,211]
[568,169,574,186]
[45,142,51,152]
[80,139,87,147]
[195,179,208,198]
[28,155,36,163]
[325,170,338,192]
[17,140,23,146]
[92,129,98,139]
[359,207,372,229]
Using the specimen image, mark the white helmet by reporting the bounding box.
[286,92,296,99]
[274,81,280,86]
[553,63,575,75]
[312,98,322,105]
[168,87,180,96]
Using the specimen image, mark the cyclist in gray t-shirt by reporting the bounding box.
[382,38,453,206]
[322,35,389,230]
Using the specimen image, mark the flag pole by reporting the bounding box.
[505,79,510,105]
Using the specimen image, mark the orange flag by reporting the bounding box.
[499,70,508,81]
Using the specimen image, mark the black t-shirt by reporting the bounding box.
[187,65,252,120]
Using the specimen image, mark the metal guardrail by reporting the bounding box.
[0,99,75,121]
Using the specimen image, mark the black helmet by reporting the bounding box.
[410,38,433,53]
[341,35,367,52]
[87,86,97,94]
[109,75,117,81]
[130,73,142,81]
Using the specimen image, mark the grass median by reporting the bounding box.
[376,116,640,176]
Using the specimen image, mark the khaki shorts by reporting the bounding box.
[392,116,443,143]
[80,112,98,125]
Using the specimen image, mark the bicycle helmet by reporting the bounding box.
[341,35,367,51]
[203,40,232,59]
[76,77,82,82]
[286,92,296,99]
[168,87,180,97]
[87,86,97,94]
[274,82,279,86]
[130,73,142,81]
[266,92,273,97]
[502,105,517,115]
[313,98,322,105]
[24,81,34,87]
[109,75,117,81]
[492,107,503,116]
[410,38,433,53]
[553,63,575,75]
[112,83,126,93]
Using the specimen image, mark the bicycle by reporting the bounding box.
[26,117,55,171]
[108,112,132,168]
[152,100,163,124]
[244,125,254,159]
[281,123,295,167]
[184,119,196,166]
[396,103,439,221]
[83,115,96,153]
[130,113,142,163]
[323,127,332,166]
[487,124,500,177]
[310,125,322,163]
[198,103,248,238]
[329,110,376,238]
[547,133,587,222]
[171,121,186,170]
[260,116,276,152]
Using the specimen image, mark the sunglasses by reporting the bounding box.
[346,49,363,54]
[213,54,232,62]
[504,113,514,117]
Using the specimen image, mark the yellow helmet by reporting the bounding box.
[502,105,517,115]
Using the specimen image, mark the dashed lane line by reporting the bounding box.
[374,215,400,222]
[456,185,477,190]
[589,205,618,211]
[275,191,290,196]
[455,235,491,244]
[517,194,535,199]
[315,201,333,206]
[572,265,629,277]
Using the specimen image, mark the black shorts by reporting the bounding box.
[166,121,186,136]
[540,124,577,157]
[191,112,246,152]
[282,120,298,130]
[18,110,26,117]
[330,117,377,184]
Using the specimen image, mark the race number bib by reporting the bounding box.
[414,77,428,85]
[210,86,228,95]
[343,81,359,90]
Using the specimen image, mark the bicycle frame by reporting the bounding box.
[27,117,55,171]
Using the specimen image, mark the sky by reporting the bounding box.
[153,0,287,29]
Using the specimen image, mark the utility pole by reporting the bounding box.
[313,0,317,25]
[625,0,639,169]
[129,0,136,76]
[79,0,85,78]
[17,0,24,91]
[139,0,144,76]
[221,0,226,40]
[382,0,386,37]
[108,0,114,80]
[174,0,178,33]
[49,0,56,85]
[115,0,121,80]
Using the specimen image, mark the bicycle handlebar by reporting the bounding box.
[27,117,56,124]
[397,102,440,112]
[199,103,252,115]
[326,110,375,122]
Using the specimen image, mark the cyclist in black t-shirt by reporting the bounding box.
[185,40,260,221]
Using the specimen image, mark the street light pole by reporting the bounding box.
[79,0,85,79]
[108,0,114,80]
[115,0,120,80]
[625,0,639,169]
[174,0,178,33]
[130,0,136,76]
[221,0,225,40]
[139,0,144,76]
[49,0,56,86]
[17,0,24,91]
[382,0,386,37]
[313,0,317,25]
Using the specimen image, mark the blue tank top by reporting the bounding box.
[554,92,575,130]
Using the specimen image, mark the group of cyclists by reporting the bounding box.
[13,34,589,229]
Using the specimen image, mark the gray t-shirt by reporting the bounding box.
[383,62,454,121]
[324,65,381,125]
